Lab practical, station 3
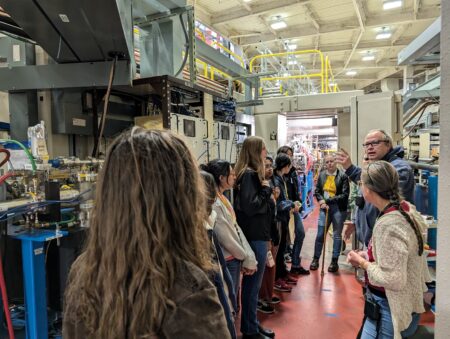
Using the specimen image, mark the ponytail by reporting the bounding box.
[387,189,424,256]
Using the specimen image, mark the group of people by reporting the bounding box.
[62,127,431,339]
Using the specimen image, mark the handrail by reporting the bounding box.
[249,49,325,93]
[195,28,245,67]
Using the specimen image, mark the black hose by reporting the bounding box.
[174,13,190,78]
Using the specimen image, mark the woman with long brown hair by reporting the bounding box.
[234,136,274,339]
[63,128,230,339]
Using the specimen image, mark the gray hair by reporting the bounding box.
[367,129,393,148]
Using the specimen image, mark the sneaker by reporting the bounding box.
[284,275,298,285]
[257,301,275,314]
[290,266,310,275]
[310,258,320,271]
[274,279,292,292]
[268,296,281,305]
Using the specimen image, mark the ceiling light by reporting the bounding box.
[287,44,297,50]
[346,70,357,76]
[283,72,290,77]
[270,19,287,29]
[329,82,337,87]
[288,60,298,65]
[362,54,375,61]
[376,27,392,40]
[383,0,402,10]
[243,0,252,2]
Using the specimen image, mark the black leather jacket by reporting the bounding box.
[284,167,301,203]
[234,169,272,241]
[315,169,349,212]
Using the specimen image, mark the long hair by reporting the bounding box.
[361,161,424,255]
[200,170,217,216]
[234,136,265,182]
[64,128,213,338]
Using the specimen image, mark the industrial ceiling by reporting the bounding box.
[192,0,441,91]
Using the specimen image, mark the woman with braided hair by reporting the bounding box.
[347,161,431,339]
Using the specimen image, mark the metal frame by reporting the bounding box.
[0,60,131,91]
[398,17,441,66]
[10,229,68,339]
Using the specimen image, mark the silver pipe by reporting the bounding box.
[408,161,439,172]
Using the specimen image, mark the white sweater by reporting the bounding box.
[213,197,257,270]
[366,202,431,339]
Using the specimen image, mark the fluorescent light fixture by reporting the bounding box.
[288,60,298,65]
[383,0,402,10]
[376,27,392,39]
[346,70,357,76]
[283,72,290,77]
[362,54,375,61]
[287,44,297,50]
[329,82,337,87]
[270,20,287,30]
[376,31,392,39]
[243,0,252,2]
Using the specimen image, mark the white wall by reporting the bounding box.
[338,111,351,152]
[436,1,450,337]
[255,113,282,156]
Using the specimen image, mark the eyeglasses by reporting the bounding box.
[325,160,335,164]
[362,140,388,148]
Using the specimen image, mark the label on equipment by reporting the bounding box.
[73,118,86,127]
[13,45,21,62]
[34,247,44,256]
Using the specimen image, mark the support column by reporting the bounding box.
[436,1,450,337]
[403,65,415,94]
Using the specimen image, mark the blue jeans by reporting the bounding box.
[226,259,242,310]
[361,292,420,338]
[241,240,267,335]
[313,204,344,259]
[291,211,305,267]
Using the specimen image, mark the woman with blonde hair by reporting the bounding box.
[347,161,430,339]
[234,136,274,339]
[63,128,230,339]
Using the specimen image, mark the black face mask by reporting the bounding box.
[355,195,365,209]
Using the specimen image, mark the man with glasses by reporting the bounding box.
[336,129,415,246]
[310,154,349,272]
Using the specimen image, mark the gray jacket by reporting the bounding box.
[213,197,257,270]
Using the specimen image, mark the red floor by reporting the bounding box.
[237,204,435,339]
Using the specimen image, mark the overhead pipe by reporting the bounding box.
[408,161,439,172]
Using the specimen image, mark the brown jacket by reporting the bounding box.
[63,261,231,339]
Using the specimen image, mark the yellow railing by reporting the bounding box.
[325,56,340,93]
[195,28,245,67]
[193,29,340,95]
[249,49,325,93]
